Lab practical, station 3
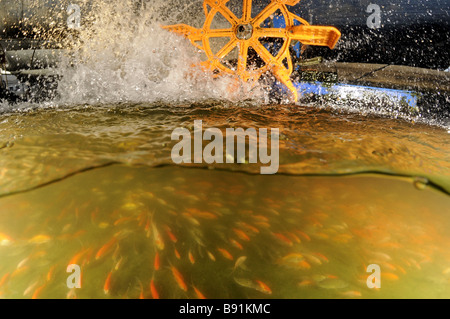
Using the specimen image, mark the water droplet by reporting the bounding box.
[413,177,429,190]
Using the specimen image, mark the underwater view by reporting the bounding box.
[0,0,449,300]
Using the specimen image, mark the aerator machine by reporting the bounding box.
[163,0,341,102]
[162,0,420,109]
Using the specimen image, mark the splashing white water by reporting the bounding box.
[56,0,264,105]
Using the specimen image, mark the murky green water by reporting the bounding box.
[0,103,449,299]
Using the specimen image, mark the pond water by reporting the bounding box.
[0,104,448,299]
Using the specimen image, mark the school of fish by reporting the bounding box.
[0,164,449,299]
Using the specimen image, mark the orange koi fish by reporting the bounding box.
[255,280,272,295]
[144,217,151,233]
[380,262,396,271]
[96,237,117,260]
[104,272,113,294]
[217,248,233,261]
[152,225,165,250]
[193,286,207,299]
[273,233,293,246]
[150,279,159,299]
[312,252,328,263]
[381,273,399,281]
[29,234,51,244]
[397,265,407,274]
[71,230,86,240]
[286,232,301,243]
[83,248,95,265]
[233,228,250,241]
[238,222,259,234]
[234,277,272,295]
[11,265,29,278]
[298,260,311,270]
[295,230,311,242]
[279,253,304,266]
[32,284,46,299]
[182,213,200,226]
[154,252,160,271]
[66,289,77,299]
[69,249,88,266]
[157,198,168,206]
[17,257,30,269]
[46,265,56,282]
[304,253,322,265]
[230,239,243,250]
[187,208,217,220]
[138,212,148,227]
[114,257,124,271]
[233,256,248,271]
[188,251,195,264]
[23,281,39,296]
[0,273,10,288]
[165,228,178,243]
[171,266,188,292]
[372,252,392,261]
[207,251,216,261]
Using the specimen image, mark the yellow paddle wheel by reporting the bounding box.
[163,0,341,101]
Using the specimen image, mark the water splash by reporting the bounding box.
[56,0,265,105]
